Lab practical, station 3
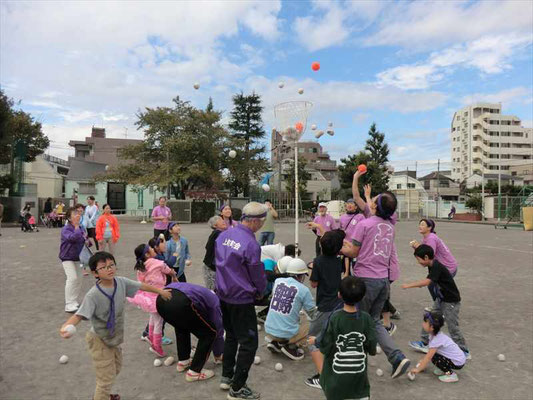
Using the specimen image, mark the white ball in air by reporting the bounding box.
[262,184,270,192]
[311,124,317,131]
[315,130,324,139]
[64,324,76,337]
[407,372,416,381]
[278,82,284,88]
[275,362,283,371]
[59,355,69,364]
[254,356,261,365]
[298,88,304,95]
[326,129,334,136]
[376,368,383,376]
[193,83,200,90]
[229,150,237,159]
[497,354,506,362]
[153,359,162,367]
[328,121,333,127]
[164,356,175,366]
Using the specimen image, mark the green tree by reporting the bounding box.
[0,90,50,193]
[104,96,228,199]
[285,157,311,198]
[364,123,390,193]
[465,194,482,214]
[228,92,268,197]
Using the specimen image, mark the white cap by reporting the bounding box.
[285,258,308,275]
[277,256,293,274]
[318,202,327,208]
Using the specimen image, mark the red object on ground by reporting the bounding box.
[295,122,304,132]
[311,61,320,71]
[358,164,367,173]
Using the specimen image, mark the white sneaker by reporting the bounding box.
[439,372,458,383]
[186,369,215,382]
[176,359,191,372]
[433,368,444,376]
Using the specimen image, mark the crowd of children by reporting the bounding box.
[59,173,469,400]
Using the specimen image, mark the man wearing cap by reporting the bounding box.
[215,202,267,400]
[339,199,365,276]
[307,202,338,257]
[265,258,316,361]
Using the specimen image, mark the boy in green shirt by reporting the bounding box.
[309,276,377,400]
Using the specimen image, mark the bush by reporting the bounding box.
[191,201,216,223]
[465,194,482,214]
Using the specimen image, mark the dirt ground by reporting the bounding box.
[0,220,532,400]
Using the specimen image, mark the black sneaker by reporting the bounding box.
[385,322,397,336]
[304,374,321,389]
[266,340,284,354]
[391,356,411,379]
[281,344,304,361]
[227,384,260,400]
[391,311,401,320]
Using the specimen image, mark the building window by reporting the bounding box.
[407,183,416,189]
[396,184,402,189]
[137,190,144,208]
[78,182,96,194]
[299,147,304,153]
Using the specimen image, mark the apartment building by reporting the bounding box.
[451,103,533,183]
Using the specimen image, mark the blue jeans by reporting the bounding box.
[359,277,405,366]
[259,231,275,245]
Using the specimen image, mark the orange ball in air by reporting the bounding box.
[295,122,304,133]
[358,164,367,173]
[311,62,320,71]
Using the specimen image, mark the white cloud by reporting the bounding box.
[365,1,533,50]
[377,33,532,89]
[293,2,351,51]
[460,87,532,107]
[353,113,370,123]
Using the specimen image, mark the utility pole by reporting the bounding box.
[406,166,410,219]
[498,132,501,222]
[437,159,440,219]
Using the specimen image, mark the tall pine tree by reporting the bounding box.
[228,92,268,197]
[364,123,390,193]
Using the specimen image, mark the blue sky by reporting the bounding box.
[1,0,532,176]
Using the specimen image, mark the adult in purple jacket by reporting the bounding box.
[215,202,267,400]
[156,282,224,382]
[59,207,86,312]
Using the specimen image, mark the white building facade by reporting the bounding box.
[451,103,533,183]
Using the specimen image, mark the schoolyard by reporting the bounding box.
[0,220,531,400]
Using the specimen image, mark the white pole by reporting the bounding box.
[294,140,299,253]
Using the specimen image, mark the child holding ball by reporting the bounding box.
[409,310,466,383]
[59,252,172,400]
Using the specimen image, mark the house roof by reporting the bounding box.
[419,171,454,181]
[467,173,523,180]
[66,158,107,180]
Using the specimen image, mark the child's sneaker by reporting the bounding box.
[227,384,260,400]
[438,372,459,383]
[463,350,472,360]
[140,334,150,343]
[385,322,397,336]
[409,341,429,353]
[433,368,444,376]
[391,355,411,379]
[186,369,215,382]
[266,341,283,354]
[391,311,401,320]
[304,374,321,389]
[176,359,192,372]
[281,344,304,361]
[220,376,233,390]
[149,346,166,358]
[162,336,173,345]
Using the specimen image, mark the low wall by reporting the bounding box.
[453,213,481,221]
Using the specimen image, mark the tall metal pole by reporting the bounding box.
[498,132,501,222]
[437,159,440,219]
[294,140,299,253]
[407,166,410,219]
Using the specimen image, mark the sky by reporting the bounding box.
[1,0,532,177]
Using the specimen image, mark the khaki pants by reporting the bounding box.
[271,318,309,346]
[86,332,122,400]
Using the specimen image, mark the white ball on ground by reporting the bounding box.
[376,345,382,354]
[59,355,69,364]
[257,324,262,331]
[254,356,261,365]
[298,88,304,95]
[497,354,506,361]
[408,372,416,381]
[229,150,237,158]
[275,362,283,371]
[193,83,200,90]
[164,356,175,366]
[185,260,192,266]
[262,184,270,192]
[105,165,109,171]
[153,359,162,367]
[20,245,26,248]
[278,82,284,88]
[376,368,383,376]
[64,324,76,337]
